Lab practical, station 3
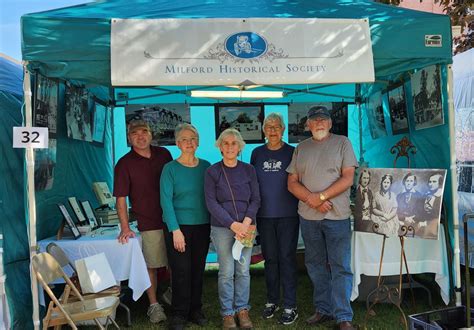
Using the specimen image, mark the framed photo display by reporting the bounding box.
[80,200,99,229]
[387,83,409,135]
[125,103,190,146]
[411,65,444,130]
[57,203,81,239]
[215,104,264,143]
[68,197,87,225]
[366,91,387,139]
[34,74,58,137]
[65,84,93,142]
[92,103,107,144]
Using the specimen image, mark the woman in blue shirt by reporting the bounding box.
[160,123,211,330]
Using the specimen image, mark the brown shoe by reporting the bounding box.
[237,309,253,329]
[338,321,356,330]
[222,315,237,329]
[306,311,333,325]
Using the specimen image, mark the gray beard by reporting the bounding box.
[313,130,329,140]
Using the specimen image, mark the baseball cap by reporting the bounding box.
[307,106,331,119]
[128,120,151,134]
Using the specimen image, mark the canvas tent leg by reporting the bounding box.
[447,64,461,306]
[22,64,40,329]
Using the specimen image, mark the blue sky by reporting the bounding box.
[0,0,90,60]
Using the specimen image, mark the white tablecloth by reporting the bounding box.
[351,226,450,305]
[38,228,150,301]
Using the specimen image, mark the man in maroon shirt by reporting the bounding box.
[113,120,172,323]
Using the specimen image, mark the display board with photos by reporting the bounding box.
[92,103,107,144]
[215,104,264,143]
[288,102,349,143]
[34,138,56,191]
[34,74,58,137]
[57,203,81,239]
[125,103,190,146]
[387,83,409,135]
[411,65,444,130]
[354,168,447,240]
[65,84,93,142]
[366,91,387,139]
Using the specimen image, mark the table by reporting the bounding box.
[38,226,150,301]
[351,226,450,305]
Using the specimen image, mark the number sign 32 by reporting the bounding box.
[13,127,49,149]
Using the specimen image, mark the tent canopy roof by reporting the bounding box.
[21,0,452,97]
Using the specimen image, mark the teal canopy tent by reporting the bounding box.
[16,0,457,328]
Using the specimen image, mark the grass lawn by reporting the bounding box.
[106,263,447,329]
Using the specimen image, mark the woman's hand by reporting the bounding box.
[230,221,249,240]
[172,229,186,253]
[242,217,252,226]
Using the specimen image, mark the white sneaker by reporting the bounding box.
[147,303,166,323]
[161,287,172,306]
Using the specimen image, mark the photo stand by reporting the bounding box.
[56,203,81,240]
[364,137,432,329]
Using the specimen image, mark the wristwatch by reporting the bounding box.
[319,192,327,201]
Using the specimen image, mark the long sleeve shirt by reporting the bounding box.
[204,161,261,228]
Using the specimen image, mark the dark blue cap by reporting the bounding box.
[307,106,331,119]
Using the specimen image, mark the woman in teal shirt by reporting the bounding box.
[160,123,211,330]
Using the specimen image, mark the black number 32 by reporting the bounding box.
[21,131,40,143]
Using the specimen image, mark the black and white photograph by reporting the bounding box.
[34,74,58,136]
[125,103,190,146]
[366,91,387,139]
[215,104,264,143]
[34,138,56,191]
[92,103,107,144]
[387,84,409,135]
[65,84,93,142]
[288,102,349,143]
[353,168,447,240]
[68,197,87,224]
[58,203,81,239]
[411,65,444,130]
[80,200,99,229]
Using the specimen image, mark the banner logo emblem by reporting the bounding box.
[225,32,267,59]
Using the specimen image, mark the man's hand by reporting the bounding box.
[305,192,323,209]
[316,201,333,213]
[173,229,186,253]
[230,221,250,240]
[242,216,252,226]
[117,226,136,244]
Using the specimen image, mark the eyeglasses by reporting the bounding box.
[264,125,283,131]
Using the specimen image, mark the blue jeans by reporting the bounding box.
[257,216,299,309]
[300,217,353,323]
[211,226,253,316]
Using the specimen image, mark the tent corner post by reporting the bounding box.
[447,64,462,306]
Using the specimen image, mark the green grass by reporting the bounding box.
[106,264,446,329]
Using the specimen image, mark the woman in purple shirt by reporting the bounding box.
[204,128,260,330]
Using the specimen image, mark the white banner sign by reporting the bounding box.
[13,127,49,149]
[111,18,375,86]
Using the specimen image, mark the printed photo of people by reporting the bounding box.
[65,85,93,142]
[387,84,409,135]
[366,91,387,139]
[34,138,57,191]
[215,104,264,142]
[125,103,190,146]
[354,168,447,240]
[34,74,58,136]
[411,65,444,130]
[288,102,349,143]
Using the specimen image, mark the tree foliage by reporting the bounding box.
[375,0,473,54]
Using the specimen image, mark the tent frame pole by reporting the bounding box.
[447,64,461,305]
[22,64,40,329]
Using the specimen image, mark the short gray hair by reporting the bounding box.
[175,123,199,143]
[215,128,245,151]
[263,112,285,130]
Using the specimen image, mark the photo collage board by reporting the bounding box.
[366,64,444,140]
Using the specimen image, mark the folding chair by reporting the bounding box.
[31,252,119,329]
[46,243,132,326]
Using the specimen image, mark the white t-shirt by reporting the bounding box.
[287,134,358,220]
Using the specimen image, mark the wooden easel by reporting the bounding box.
[364,137,430,329]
